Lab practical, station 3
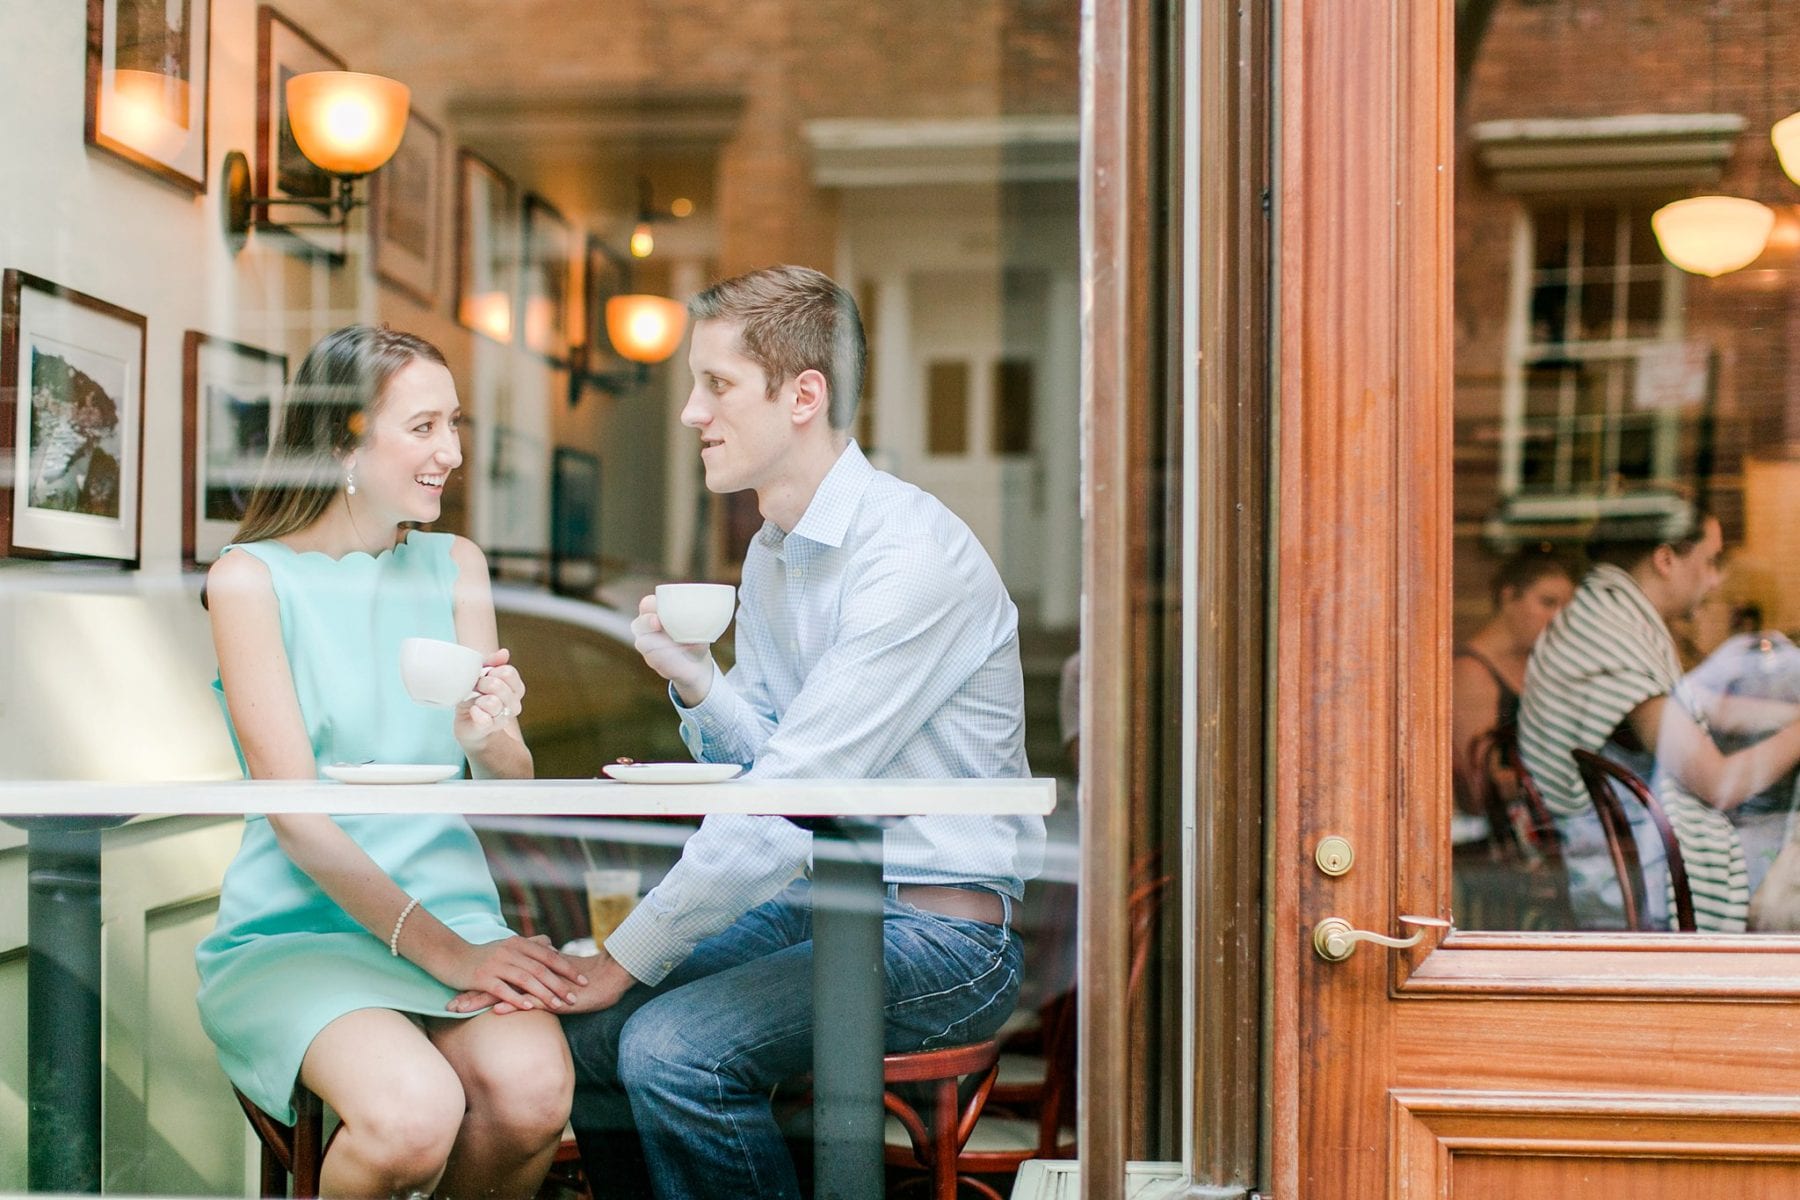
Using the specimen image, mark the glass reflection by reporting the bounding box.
[1455,0,1800,932]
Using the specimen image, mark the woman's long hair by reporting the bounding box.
[233,325,448,546]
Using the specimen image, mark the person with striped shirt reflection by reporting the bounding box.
[1518,499,1800,931]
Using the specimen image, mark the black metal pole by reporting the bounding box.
[807,822,886,1200]
[26,825,105,1193]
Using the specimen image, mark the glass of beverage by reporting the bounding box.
[585,868,641,943]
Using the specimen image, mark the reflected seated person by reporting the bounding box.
[1518,501,1800,931]
[1679,630,1800,895]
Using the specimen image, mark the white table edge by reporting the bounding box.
[0,777,1058,817]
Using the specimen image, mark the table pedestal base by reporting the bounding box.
[26,825,104,1194]
[809,825,887,1200]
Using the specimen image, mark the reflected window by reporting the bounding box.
[1510,205,1682,507]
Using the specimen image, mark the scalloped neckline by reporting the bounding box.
[265,536,410,564]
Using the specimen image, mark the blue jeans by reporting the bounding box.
[562,879,1023,1200]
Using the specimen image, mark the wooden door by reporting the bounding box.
[1273,3,1800,1197]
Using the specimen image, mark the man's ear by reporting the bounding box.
[790,368,831,428]
[1650,543,1677,577]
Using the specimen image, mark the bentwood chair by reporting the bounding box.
[1452,727,1573,929]
[1571,748,1697,932]
[882,867,1169,1200]
[234,1084,325,1199]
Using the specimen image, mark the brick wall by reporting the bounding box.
[1455,0,1800,639]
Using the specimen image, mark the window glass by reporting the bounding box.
[0,1,1091,1194]
[1454,0,1800,936]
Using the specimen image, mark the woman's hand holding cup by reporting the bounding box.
[454,648,525,747]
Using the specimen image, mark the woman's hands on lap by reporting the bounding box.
[447,947,637,1016]
[437,933,588,1012]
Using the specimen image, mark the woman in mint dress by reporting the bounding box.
[196,326,582,1200]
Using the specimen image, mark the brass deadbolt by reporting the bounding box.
[1314,836,1354,877]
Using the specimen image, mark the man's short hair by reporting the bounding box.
[1586,496,1714,571]
[688,265,867,431]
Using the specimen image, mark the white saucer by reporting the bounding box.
[322,763,462,785]
[601,762,745,784]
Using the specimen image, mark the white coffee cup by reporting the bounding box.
[399,637,485,708]
[655,583,737,644]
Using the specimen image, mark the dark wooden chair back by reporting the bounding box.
[1570,748,1696,932]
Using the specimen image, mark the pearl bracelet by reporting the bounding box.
[389,897,421,957]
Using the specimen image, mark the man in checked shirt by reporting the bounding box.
[485,265,1044,1198]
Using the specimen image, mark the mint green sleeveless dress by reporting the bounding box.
[194,532,514,1123]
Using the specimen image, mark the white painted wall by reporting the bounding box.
[0,0,589,780]
[0,7,579,1189]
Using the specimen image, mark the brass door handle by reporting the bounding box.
[1312,914,1450,963]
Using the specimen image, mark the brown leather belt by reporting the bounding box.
[897,884,1005,925]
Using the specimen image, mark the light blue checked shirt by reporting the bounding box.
[604,442,1047,985]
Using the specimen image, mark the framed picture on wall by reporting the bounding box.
[455,150,518,343]
[488,423,546,564]
[370,109,444,308]
[583,234,631,375]
[0,271,147,565]
[85,0,213,191]
[550,446,601,595]
[522,194,574,365]
[256,4,346,260]
[181,332,288,567]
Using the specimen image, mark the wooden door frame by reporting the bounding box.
[1269,1,1453,1196]
[1083,0,1271,1194]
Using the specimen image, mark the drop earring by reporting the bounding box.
[345,465,357,496]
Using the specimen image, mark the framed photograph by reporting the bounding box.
[522,194,575,366]
[455,150,518,343]
[256,4,346,260]
[370,109,444,308]
[181,332,288,567]
[0,271,147,564]
[85,0,212,191]
[584,234,632,374]
[487,422,546,562]
[550,446,601,595]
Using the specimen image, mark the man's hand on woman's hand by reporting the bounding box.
[454,648,525,746]
[631,596,714,704]
[447,946,637,1016]
[436,933,587,1012]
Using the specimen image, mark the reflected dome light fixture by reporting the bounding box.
[1773,112,1800,186]
[1651,195,1776,278]
[221,70,411,247]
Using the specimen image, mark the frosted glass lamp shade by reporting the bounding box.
[284,71,410,177]
[606,295,687,363]
[1651,195,1775,278]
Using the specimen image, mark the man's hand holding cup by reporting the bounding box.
[633,583,736,706]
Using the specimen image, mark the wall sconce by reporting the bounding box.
[568,295,688,406]
[221,71,411,245]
